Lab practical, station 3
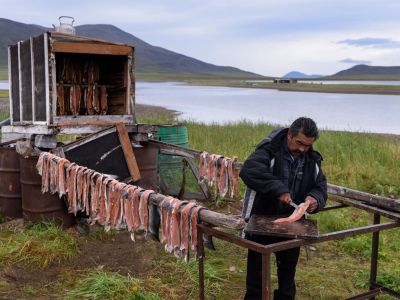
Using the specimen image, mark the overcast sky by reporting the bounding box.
[2,0,400,76]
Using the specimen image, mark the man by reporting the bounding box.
[240,117,327,300]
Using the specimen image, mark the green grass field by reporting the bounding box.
[0,69,7,80]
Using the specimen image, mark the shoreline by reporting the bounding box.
[181,80,400,95]
[136,103,400,140]
[3,80,400,95]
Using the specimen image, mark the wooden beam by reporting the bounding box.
[116,123,141,182]
[328,184,400,213]
[44,33,50,125]
[53,121,118,127]
[41,152,245,230]
[7,46,13,124]
[51,41,133,56]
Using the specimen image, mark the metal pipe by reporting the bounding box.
[0,118,11,127]
[344,288,383,300]
[263,221,399,253]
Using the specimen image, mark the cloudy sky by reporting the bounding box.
[2,0,400,76]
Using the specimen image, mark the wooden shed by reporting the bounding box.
[3,31,136,140]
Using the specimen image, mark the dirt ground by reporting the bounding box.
[0,199,243,300]
[0,223,167,299]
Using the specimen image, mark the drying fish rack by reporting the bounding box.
[197,185,400,300]
[2,31,136,142]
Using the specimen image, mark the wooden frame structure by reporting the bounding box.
[2,31,136,141]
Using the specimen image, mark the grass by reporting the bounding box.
[0,89,9,121]
[0,69,7,80]
[179,119,400,297]
[64,269,163,300]
[135,103,177,124]
[185,121,400,197]
[150,238,244,299]
[0,105,399,298]
[0,221,79,268]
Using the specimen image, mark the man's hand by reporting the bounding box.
[278,193,292,204]
[305,196,318,213]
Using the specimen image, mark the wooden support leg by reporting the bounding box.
[262,252,271,300]
[198,225,205,300]
[369,213,380,297]
[178,159,187,199]
[183,157,211,199]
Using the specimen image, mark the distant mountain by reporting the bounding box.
[283,71,323,79]
[0,18,263,78]
[326,64,400,80]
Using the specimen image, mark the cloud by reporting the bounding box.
[337,37,400,48]
[339,58,371,65]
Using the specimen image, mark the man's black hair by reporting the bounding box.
[288,117,319,139]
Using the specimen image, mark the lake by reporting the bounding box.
[136,82,400,134]
[0,80,8,90]
[2,80,399,134]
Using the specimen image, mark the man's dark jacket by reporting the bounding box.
[240,128,328,219]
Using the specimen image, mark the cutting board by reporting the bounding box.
[244,214,319,239]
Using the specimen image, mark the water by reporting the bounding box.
[2,80,399,134]
[0,80,8,90]
[137,82,400,134]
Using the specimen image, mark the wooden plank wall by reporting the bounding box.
[20,40,33,121]
[32,35,47,122]
[10,45,20,122]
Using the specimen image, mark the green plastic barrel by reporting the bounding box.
[155,125,189,148]
[155,125,188,195]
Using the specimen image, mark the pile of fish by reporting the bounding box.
[199,152,240,201]
[37,152,206,261]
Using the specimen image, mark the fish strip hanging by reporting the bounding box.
[36,152,210,263]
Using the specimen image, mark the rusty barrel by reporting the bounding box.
[19,155,74,228]
[0,147,22,219]
[133,142,159,191]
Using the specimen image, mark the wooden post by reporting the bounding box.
[262,252,271,300]
[369,213,380,296]
[116,122,141,182]
[198,224,205,300]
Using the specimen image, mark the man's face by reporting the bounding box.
[287,132,316,157]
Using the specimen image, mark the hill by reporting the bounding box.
[0,18,263,79]
[283,71,323,79]
[326,64,400,80]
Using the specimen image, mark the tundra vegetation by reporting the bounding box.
[0,95,399,299]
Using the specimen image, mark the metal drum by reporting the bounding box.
[0,147,22,219]
[133,142,159,191]
[19,155,74,228]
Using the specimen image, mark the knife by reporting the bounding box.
[289,201,308,217]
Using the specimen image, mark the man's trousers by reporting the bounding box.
[244,234,300,300]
